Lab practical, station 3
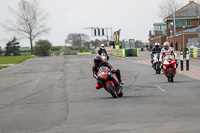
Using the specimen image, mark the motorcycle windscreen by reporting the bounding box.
[98,67,111,80]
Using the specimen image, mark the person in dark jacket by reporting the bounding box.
[98,44,109,61]
[151,42,161,64]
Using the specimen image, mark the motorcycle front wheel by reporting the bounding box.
[117,86,123,97]
[168,69,174,82]
[155,63,161,74]
[107,82,118,98]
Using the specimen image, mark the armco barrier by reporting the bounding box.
[63,53,77,55]
[77,52,92,55]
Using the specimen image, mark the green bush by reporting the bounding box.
[79,47,84,52]
[34,40,52,56]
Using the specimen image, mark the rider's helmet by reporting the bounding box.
[94,55,103,66]
[154,42,160,48]
[163,42,170,50]
[100,44,105,49]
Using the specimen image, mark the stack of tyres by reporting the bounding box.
[190,48,194,58]
[198,48,200,58]
[193,48,198,58]
[189,48,199,58]
[127,49,137,57]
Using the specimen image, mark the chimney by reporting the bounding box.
[189,0,194,3]
[149,30,152,36]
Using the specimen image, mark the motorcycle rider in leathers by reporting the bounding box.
[151,42,161,67]
[98,44,109,61]
[92,55,123,89]
[160,42,178,71]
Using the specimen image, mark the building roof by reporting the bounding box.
[175,26,200,35]
[166,1,200,18]
[153,23,166,26]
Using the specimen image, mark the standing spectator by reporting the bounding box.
[170,42,173,48]
[115,44,120,49]
[119,44,122,49]
[148,43,151,51]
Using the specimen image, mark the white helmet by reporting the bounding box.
[155,42,160,46]
[163,42,170,50]
[154,42,160,48]
[100,44,105,49]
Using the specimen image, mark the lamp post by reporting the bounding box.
[173,6,176,49]
[170,22,173,44]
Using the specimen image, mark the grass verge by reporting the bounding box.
[0,66,9,70]
[0,55,35,64]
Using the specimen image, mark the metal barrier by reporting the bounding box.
[77,52,92,55]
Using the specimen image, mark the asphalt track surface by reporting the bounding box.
[0,53,200,133]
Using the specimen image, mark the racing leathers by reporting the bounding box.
[92,61,122,89]
[151,47,161,64]
[98,48,109,61]
[160,47,178,69]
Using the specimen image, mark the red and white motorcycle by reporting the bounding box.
[162,55,177,82]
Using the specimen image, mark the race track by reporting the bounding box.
[0,54,200,133]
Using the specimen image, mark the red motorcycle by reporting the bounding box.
[97,66,123,98]
[162,56,177,82]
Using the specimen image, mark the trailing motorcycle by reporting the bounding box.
[101,53,108,61]
[97,66,123,98]
[162,56,177,82]
[152,53,161,74]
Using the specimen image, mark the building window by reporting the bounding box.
[155,25,161,31]
[175,20,185,27]
[175,19,191,27]
[186,20,191,26]
[162,25,166,34]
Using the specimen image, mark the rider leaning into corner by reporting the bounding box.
[151,42,161,64]
[98,43,109,61]
[92,55,124,89]
[160,42,178,71]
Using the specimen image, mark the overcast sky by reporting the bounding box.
[0,0,190,48]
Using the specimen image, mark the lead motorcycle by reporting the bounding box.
[152,53,161,74]
[162,55,177,82]
[97,66,123,98]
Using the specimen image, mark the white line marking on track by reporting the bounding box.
[32,79,40,87]
[155,84,166,92]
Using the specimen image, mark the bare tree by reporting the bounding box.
[158,0,182,18]
[2,0,50,54]
[65,34,89,48]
